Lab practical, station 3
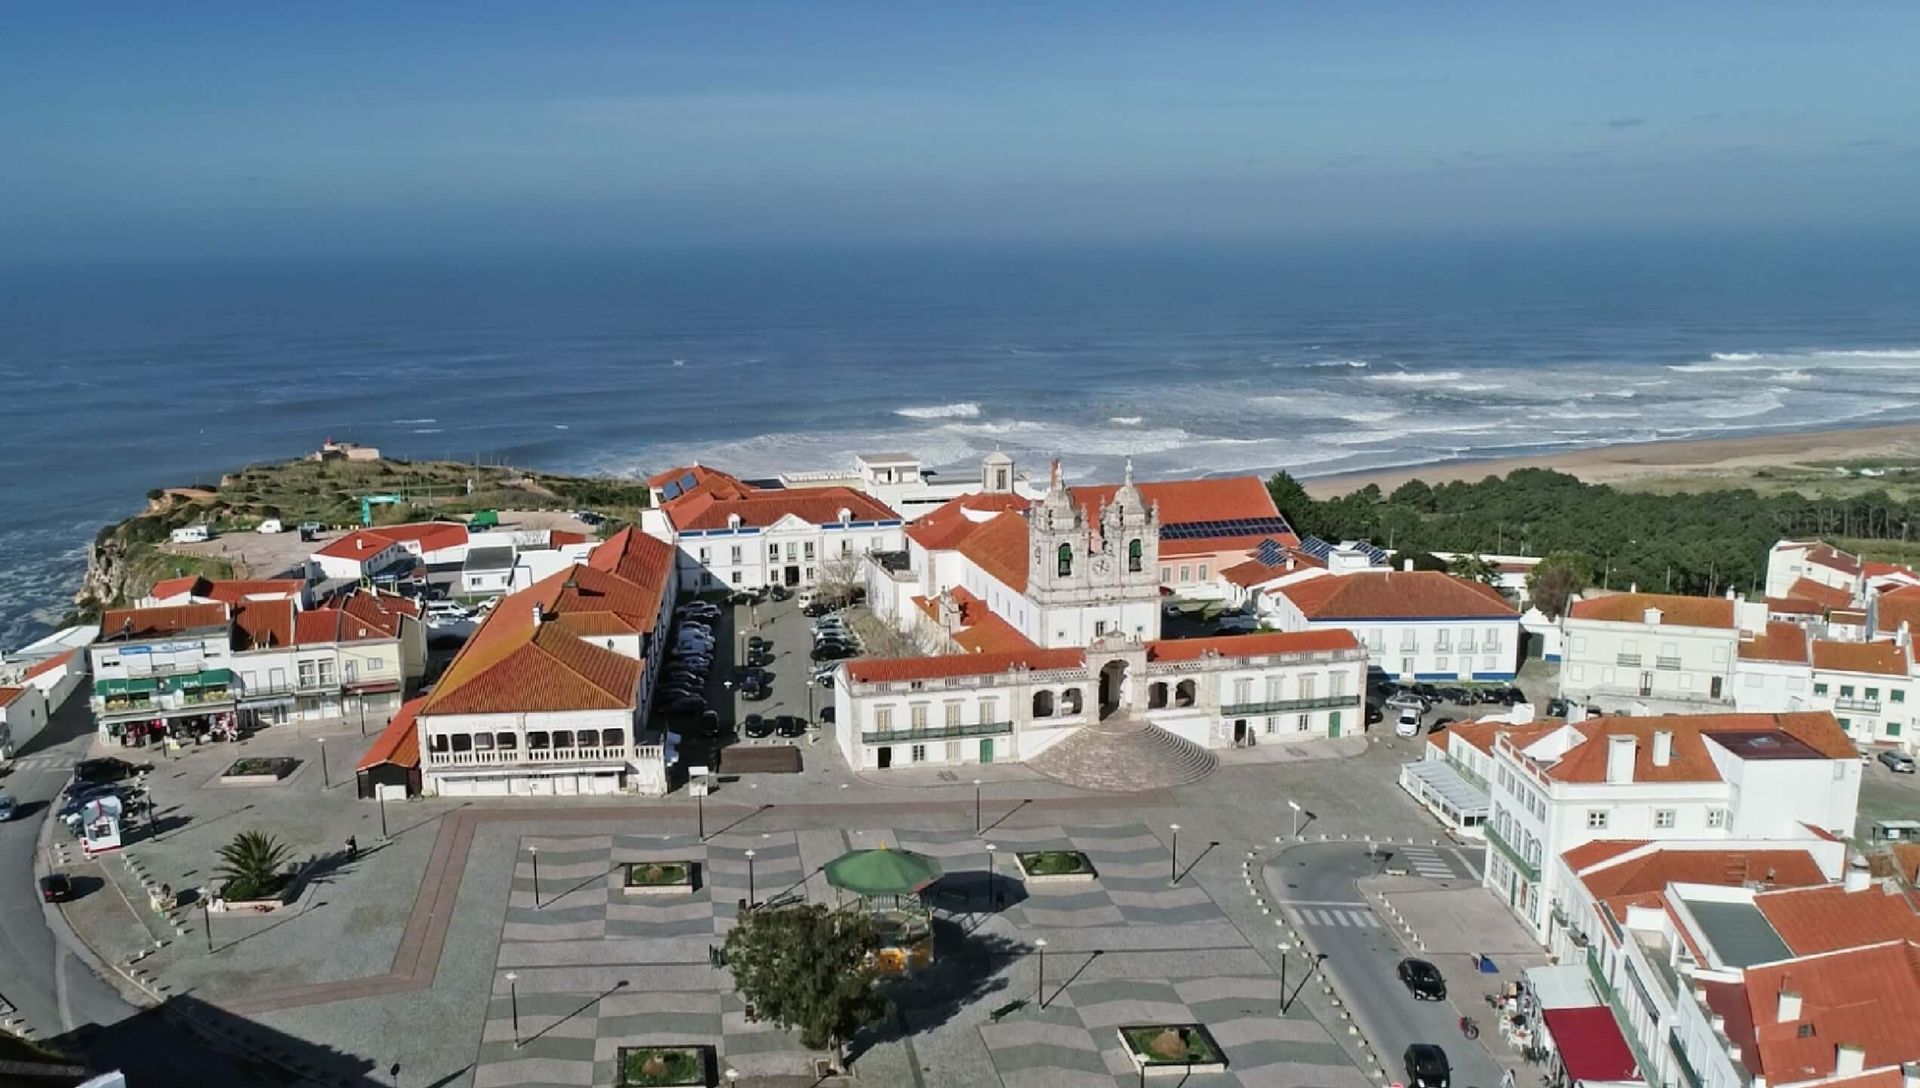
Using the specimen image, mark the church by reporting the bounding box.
[840,456,1369,785]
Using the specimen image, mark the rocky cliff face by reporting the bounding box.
[76,531,137,613]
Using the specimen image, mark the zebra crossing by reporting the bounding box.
[2,753,75,774]
[1401,845,1458,880]
[1289,902,1381,929]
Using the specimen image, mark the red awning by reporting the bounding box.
[1541,1007,1642,1084]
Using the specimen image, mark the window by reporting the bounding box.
[553,730,574,749]
[730,545,742,564]
[1484,627,1501,651]
[472,732,494,750]
[698,547,710,563]
[1264,716,1276,735]
[910,703,929,729]
[1058,544,1073,577]
[603,728,624,748]
[1265,676,1283,702]
[1840,717,1852,731]
[1298,674,1316,699]
[840,538,851,555]
[527,731,549,750]
[803,541,815,560]
[1330,671,1347,697]
[1586,810,1609,830]
[1198,564,1208,580]
[1179,565,1192,583]
[978,698,996,723]
[1867,687,1881,700]
[497,732,518,750]
[575,729,598,748]
[1706,808,1727,829]
[785,542,797,561]
[1094,620,1107,638]
[874,706,894,730]
[944,702,963,728]
[1814,682,1829,696]
[769,543,780,560]
[911,744,927,763]
[1436,656,1449,673]
[369,657,384,671]
[1841,684,1856,698]
[1654,809,1676,829]
[1889,722,1903,737]
[1896,690,1907,703]
[1296,714,1310,732]
[1129,539,1143,573]
[1160,566,1171,583]
[945,741,961,761]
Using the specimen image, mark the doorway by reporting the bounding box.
[784,565,801,587]
[877,746,893,769]
[1233,719,1249,746]
[1098,659,1130,719]
[979,738,994,764]
[1639,671,1653,697]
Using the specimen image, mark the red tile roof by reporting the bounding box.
[548,529,589,548]
[904,493,1031,551]
[1755,884,1920,955]
[232,599,296,650]
[666,486,897,532]
[1562,840,1653,871]
[151,575,305,603]
[931,587,1041,655]
[1739,622,1811,664]
[1577,846,1828,922]
[1542,712,1855,784]
[1724,940,1920,1082]
[1891,843,1920,885]
[357,697,424,771]
[0,686,25,708]
[1876,585,1920,637]
[1276,571,1517,620]
[525,563,665,638]
[586,527,676,596]
[100,603,229,640]
[955,511,1032,593]
[1807,542,1864,576]
[1812,639,1911,677]
[844,648,1086,684]
[21,650,77,681]
[1145,629,1360,662]
[369,521,470,552]
[1218,548,1321,588]
[1790,577,1856,610]
[1069,475,1279,527]
[1766,596,1826,616]
[292,608,396,646]
[423,621,640,715]
[1567,591,1736,628]
[648,464,754,500]
[314,529,408,562]
[1441,719,1562,758]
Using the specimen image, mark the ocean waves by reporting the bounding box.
[895,402,981,419]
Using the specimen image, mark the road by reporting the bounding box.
[1266,842,1508,1088]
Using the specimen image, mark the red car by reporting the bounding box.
[40,874,75,903]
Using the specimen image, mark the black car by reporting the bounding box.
[769,585,792,601]
[1397,958,1447,1001]
[1365,703,1384,725]
[1437,686,1469,704]
[747,636,772,652]
[1404,1044,1450,1088]
[746,651,775,669]
[696,710,723,737]
[775,715,808,738]
[810,642,855,662]
[1429,717,1455,734]
[819,706,836,725]
[39,874,75,903]
[662,696,708,716]
[801,599,831,617]
[741,680,771,701]
[742,714,774,739]
[72,758,149,785]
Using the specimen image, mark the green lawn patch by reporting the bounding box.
[1119,1024,1225,1070]
[1016,850,1094,877]
[617,1045,708,1087]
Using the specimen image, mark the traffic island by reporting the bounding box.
[1117,1025,1227,1077]
[217,757,300,786]
[621,861,696,896]
[616,1045,711,1086]
[1014,850,1097,883]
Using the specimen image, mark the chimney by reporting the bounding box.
[1403,557,1414,572]
[531,606,543,629]
[1568,703,1589,724]
[1777,989,1803,1022]
[1835,1044,1866,1077]
[1606,734,1637,784]
[1901,1062,1920,1088]
[1845,859,1872,892]
[1652,730,1673,768]
[1644,607,1664,625]
[1900,621,1912,651]
[1727,587,1738,601]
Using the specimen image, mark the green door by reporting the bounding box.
[1328,711,1342,738]
[979,738,994,764]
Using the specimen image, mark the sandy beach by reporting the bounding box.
[1300,421,1920,499]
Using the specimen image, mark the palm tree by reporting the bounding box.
[215,830,292,900]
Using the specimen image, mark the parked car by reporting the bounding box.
[775,715,808,738]
[800,599,832,617]
[742,714,775,739]
[741,679,771,701]
[72,758,149,786]
[1879,749,1917,774]
[811,642,856,662]
[696,710,723,737]
[662,696,708,716]
[746,651,775,669]
[1385,693,1427,714]
[1429,717,1456,734]
[1397,958,1447,1001]
[1395,708,1422,738]
[1365,703,1384,726]
[39,874,75,903]
[819,706,836,725]
[0,792,16,822]
[1546,697,1571,718]
[1403,1044,1450,1088]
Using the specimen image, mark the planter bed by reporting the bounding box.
[1117,1025,1227,1077]
[217,757,300,786]
[622,860,697,896]
[1015,850,1097,884]
[617,1045,710,1087]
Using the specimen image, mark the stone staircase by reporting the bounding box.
[1026,715,1217,792]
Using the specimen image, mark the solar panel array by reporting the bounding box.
[1159,516,1293,542]
[660,471,699,501]
[1297,535,1390,565]
[1255,538,1289,566]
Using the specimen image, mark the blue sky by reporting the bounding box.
[3,2,1917,258]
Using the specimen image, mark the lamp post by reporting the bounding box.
[1287,799,1302,840]
[1035,938,1048,1008]
[696,777,706,840]
[201,886,214,952]
[985,843,998,907]
[973,778,983,833]
[505,971,521,1048]
[529,845,541,908]
[744,848,757,908]
[378,788,390,839]
[1168,823,1181,884]
[1277,942,1293,1012]
[317,737,330,789]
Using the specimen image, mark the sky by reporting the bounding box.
[3,1,1918,260]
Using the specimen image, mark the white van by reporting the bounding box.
[169,525,212,544]
[256,518,284,534]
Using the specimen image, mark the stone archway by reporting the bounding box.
[1099,659,1132,720]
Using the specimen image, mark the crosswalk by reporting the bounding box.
[1290,903,1382,929]
[1402,845,1457,881]
[2,753,75,773]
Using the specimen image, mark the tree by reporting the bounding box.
[815,552,866,607]
[722,903,891,1065]
[1388,479,1435,511]
[1448,553,1500,586]
[1265,471,1320,536]
[1528,551,1594,619]
[215,830,293,901]
[1401,551,1450,573]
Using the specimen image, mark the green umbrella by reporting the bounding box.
[823,846,943,898]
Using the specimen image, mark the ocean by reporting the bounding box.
[3,231,1919,647]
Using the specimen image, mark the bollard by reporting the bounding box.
[1349,1025,1359,1035]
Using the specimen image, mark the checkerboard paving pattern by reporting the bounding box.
[471,824,1372,1088]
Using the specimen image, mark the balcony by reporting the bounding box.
[1220,693,1362,716]
[1669,1030,1706,1088]
[865,720,1013,745]
[1656,655,1684,670]
[1617,653,1643,667]
[426,744,634,768]
[1485,824,1540,883]
[1836,696,1882,713]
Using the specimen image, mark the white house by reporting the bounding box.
[1559,591,1767,711]
[1,624,97,712]
[88,603,239,744]
[228,591,426,729]
[1264,569,1521,682]
[309,530,413,582]
[1482,710,1861,944]
[1765,540,1864,601]
[0,684,51,762]
[141,576,308,610]
[1807,636,1918,751]
[641,464,906,592]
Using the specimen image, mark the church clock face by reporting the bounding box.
[1091,555,1113,577]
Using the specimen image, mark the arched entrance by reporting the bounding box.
[1099,660,1131,720]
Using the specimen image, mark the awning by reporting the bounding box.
[1525,965,1602,1010]
[342,679,402,695]
[1541,1006,1642,1084]
[95,677,158,696]
[1400,759,1490,820]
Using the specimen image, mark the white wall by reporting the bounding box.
[0,686,51,757]
[1560,619,1736,706]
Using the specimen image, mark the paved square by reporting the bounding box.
[470,823,1371,1088]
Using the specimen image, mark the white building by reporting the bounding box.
[1766,540,1865,602]
[1560,592,1768,711]
[1,624,96,712]
[0,683,51,761]
[141,575,308,610]
[1482,710,1861,944]
[227,591,426,729]
[89,603,240,743]
[1264,568,1522,682]
[412,528,677,797]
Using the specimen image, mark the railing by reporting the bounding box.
[865,720,1014,745]
[1581,683,1729,704]
[1836,696,1882,712]
[1669,1030,1707,1088]
[1485,823,1540,883]
[1656,655,1683,670]
[1617,653,1643,667]
[425,745,633,767]
[297,674,338,692]
[1220,694,1362,716]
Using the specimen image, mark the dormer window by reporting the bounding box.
[839,508,852,525]
[728,513,743,529]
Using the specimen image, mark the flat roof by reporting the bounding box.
[1709,730,1826,761]
[463,546,516,571]
[1401,759,1490,818]
[1683,897,1792,967]
[857,452,917,464]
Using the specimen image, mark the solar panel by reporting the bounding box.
[1298,535,1334,561]
[1255,538,1287,566]
[662,479,684,500]
[679,471,697,492]
[1160,516,1293,541]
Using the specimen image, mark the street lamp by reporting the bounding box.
[377,788,390,839]
[1287,799,1302,840]
[1277,942,1293,1012]
[317,737,330,789]
[744,848,757,908]
[529,845,541,908]
[696,777,706,840]
[1168,823,1181,884]
[985,843,998,907]
[1035,938,1048,1008]
[505,971,521,1048]
[201,886,214,953]
[973,778,983,833]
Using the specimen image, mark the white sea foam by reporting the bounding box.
[1310,358,1371,369]
[1365,370,1465,385]
[1109,416,1144,425]
[1451,383,1507,393]
[394,418,437,424]
[412,427,444,434]
[896,402,982,420]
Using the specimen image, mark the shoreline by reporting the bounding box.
[1297,421,1920,498]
